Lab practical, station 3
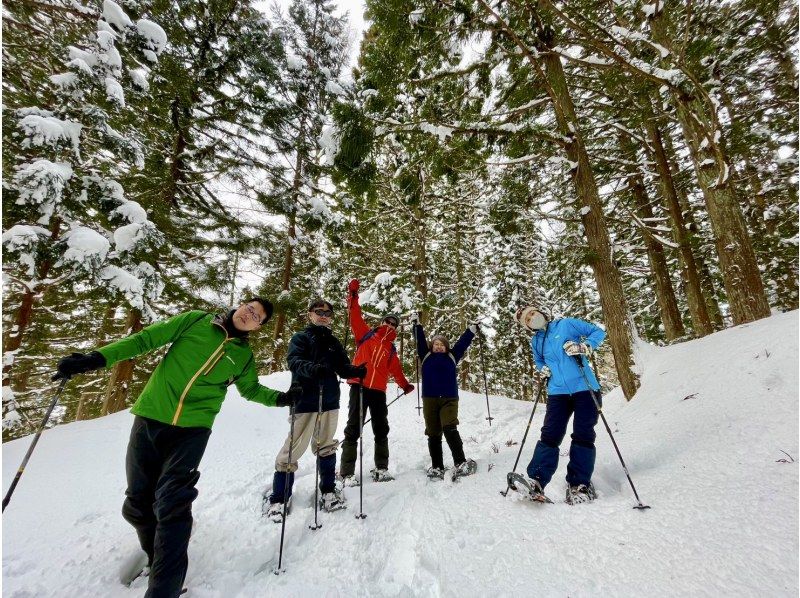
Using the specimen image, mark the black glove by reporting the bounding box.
[276,384,303,407]
[314,363,335,378]
[342,363,367,379]
[53,351,106,381]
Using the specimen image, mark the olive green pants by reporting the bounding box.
[423,397,465,468]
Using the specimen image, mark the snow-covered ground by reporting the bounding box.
[3,311,798,597]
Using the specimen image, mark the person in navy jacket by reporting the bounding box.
[413,320,478,479]
[515,305,606,504]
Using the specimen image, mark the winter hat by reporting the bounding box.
[515,305,550,331]
[382,314,400,328]
[430,335,450,352]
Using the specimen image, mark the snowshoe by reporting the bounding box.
[371,468,394,482]
[338,474,360,487]
[264,496,292,523]
[451,459,477,481]
[119,550,149,587]
[565,483,597,505]
[320,489,347,512]
[505,472,553,503]
[426,466,445,480]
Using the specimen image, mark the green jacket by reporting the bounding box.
[96,310,280,428]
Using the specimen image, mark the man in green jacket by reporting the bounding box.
[54,298,298,598]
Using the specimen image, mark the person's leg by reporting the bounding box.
[423,398,444,469]
[121,416,160,566]
[312,409,340,493]
[525,394,573,489]
[338,385,362,478]
[440,399,465,466]
[567,390,601,487]
[367,389,390,469]
[270,412,315,503]
[145,423,211,598]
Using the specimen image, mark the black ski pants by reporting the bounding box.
[122,416,211,598]
[339,385,389,477]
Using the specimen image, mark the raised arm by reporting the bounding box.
[566,318,606,351]
[414,323,429,360]
[451,328,476,363]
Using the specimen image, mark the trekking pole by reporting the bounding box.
[476,328,493,426]
[3,378,68,512]
[275,401,296,574]
[574,356,650,510]
[355,381,367,520]
[500,380,545,497]
[309,383,324,531]
[413,318,421,415]
[364,389,404,424]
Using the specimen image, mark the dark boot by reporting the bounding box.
[443,427,466,466]
[318,454,336,494]
[427,436,444,470]
[374,438,389,470]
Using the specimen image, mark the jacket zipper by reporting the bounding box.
[171,322,229,425]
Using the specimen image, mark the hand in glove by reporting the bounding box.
[402,383,415,395]
[468,323,479,334]
[342,363,367,379]
[538,365,552,380]
[276,384,303,407]
[348,279,360,299]
[53,351,106,381]
[563,341,592,357]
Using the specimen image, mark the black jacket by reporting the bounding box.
[287,325,351,413]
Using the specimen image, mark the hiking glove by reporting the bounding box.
[563,341,592,357]
[341,363,367,379]
[53,351,106,381]
[276,384,303,407]
[402,383,415,395]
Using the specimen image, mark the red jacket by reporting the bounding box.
[347,297,410,392]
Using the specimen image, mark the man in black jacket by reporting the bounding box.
[265,299,366,521]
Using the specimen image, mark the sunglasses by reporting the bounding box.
[383,318,399,328]
[313,309,334,317]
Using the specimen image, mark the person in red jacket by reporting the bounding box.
[338,279,414,484]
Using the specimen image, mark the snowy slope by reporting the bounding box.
[2,311,798,597]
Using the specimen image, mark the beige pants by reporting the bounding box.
[275,410,339,473]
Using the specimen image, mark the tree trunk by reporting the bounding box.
[538,37,639,399]
[271,210,297,371]
[76,304,117,421]
[101,309,143,416]
[642,113,713,336]
[618,133,685,341]
[649,15,771,325]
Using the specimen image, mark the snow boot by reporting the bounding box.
[528,478,552,503]
[371,468,394,482]
[338,474,360,487]
[565,483,597,505]
[265,496,292,523]
[320,488,347,512]
[426,466,445,480]
[451,458,477,481]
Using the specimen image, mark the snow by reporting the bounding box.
[112,200,148,224]
[100,265,145,305]
[12,159,74,222]
[105,76,125,106]
[113,223,145,252]
[136,19,167,55]
[17,115,82,155]
[102,0,133,30]
[129,68,150,91]
[324,80,346,96]
[62,226,111,265]
[2,312,798,596]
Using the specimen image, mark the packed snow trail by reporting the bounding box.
[3,311,798,597]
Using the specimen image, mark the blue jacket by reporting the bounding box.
[287,325,350,413]
[530,318,605,395]
[415,324,475,399]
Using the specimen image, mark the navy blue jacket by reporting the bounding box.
[530,318,605,395]
[414,324,475,399]
[287,325,351,413]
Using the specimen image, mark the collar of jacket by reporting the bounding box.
[305,324,333,336]
[374,324,397,343]
[216,311,249,340]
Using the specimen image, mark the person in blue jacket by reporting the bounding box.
[515,305,606,504]
[413,319,478,480]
